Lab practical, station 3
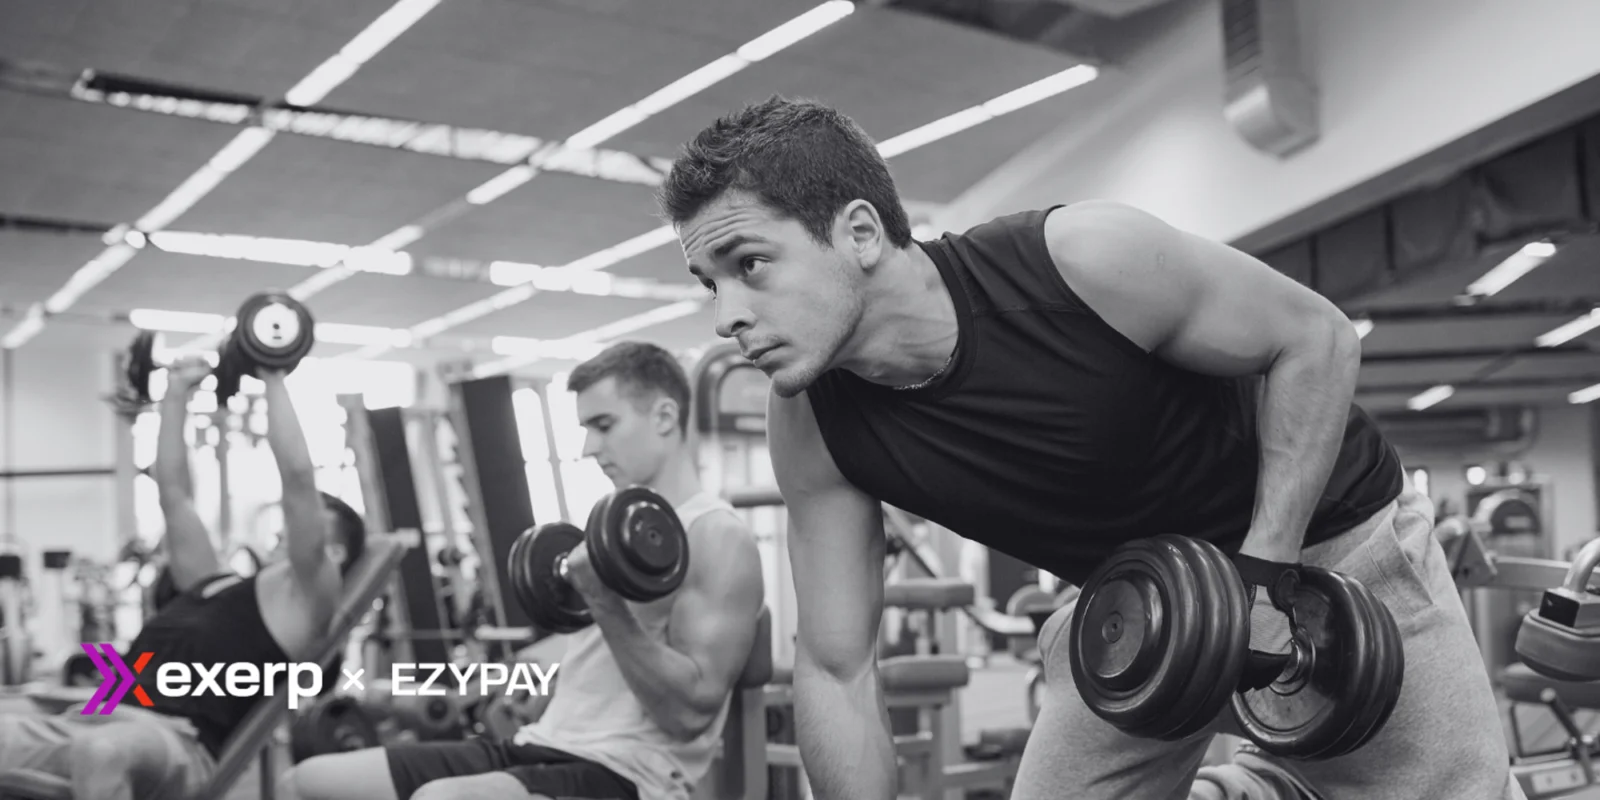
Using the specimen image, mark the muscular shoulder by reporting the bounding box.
[684,510,763,598]
[1043,200,1179,277]
[1042,200,1189,351]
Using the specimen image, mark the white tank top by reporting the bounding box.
[514,491,739,800]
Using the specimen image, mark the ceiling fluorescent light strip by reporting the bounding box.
[1535,309,1600,348]
[4,0,440,350]
[471,300,708,378]
[72,79,671,184]
[1,305,47,350]
[380,59,1101,362]
[1406,384,1455,411]
[1569,382,1600,405]
[877,64,1098,158]
[285,0,440,106]
[271,2,855,325]
[1466,241,1558,298]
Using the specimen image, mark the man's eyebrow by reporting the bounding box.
[579,412,612,427]
[711,233,767,260]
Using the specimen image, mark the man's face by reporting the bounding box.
[680,191,865,398]
[576,376,675,488]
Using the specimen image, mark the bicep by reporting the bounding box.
[768,392,885,674]
[1047,201,1348,379]
[668,518,765,689]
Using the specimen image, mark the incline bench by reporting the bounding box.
[0,537,406,800]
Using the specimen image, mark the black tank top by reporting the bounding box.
[126,572,294,758]
[805,208,1404,586]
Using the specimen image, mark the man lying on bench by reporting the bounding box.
[0,359,366,800]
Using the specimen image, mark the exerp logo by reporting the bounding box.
[81,643,325,714]
[83,643,562,717]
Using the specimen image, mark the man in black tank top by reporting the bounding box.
[656,98,1519,800]
[0,357,364,799]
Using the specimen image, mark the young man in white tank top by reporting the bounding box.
[288,341,765,800]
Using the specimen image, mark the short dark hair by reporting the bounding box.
[657,96,913,249]
[568,342,692,435]
[319,491,366,577]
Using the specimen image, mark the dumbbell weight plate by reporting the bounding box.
[1230,567,1403,760]
[588,486,690,603]
[234,291,316,371]
[513,523,591,635]
[1068,535,1250,741]
[126,330,158,405]
[289,696,382,763]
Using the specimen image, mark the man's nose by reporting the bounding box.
[713,293,753,339]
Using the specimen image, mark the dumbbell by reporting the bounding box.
[121,290,316,407]
[1068,535,1404,761]
[288,695,383,763]
[357,679,464,741]
[1515,536,1600,682]
[508,486,689,635]
[214,290,315,402]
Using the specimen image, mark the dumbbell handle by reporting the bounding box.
[1562,537,1600,594]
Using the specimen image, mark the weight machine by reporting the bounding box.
[1436,516,1600,798]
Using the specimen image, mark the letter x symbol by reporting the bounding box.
[341,669,365,692]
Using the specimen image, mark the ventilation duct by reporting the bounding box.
[1222,0,1319,157]
[1374,406,1537,453]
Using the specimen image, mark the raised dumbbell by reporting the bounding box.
[216,290,316,402]
[1515,537,1600,682]
[1067,535,1404,761]
[508,486,690,635]
[119,290,316,407]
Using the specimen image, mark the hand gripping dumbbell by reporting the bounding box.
[214,290,316,402]
[1068,535,1405,761]
[1516,537,1600,682]
[508,486,690,635]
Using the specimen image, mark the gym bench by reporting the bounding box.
[0,536,407,800]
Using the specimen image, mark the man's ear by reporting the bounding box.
[840,199,886,270]
[653,396,680,437]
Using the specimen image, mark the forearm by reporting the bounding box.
[1245,321,1362,560]
[262,378,317,493]
[153,393,194,502]
[793,649,896,800]
[263,377,327,572]
[587,595,718,737]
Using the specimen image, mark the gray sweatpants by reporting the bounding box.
[1014,484,1524,800]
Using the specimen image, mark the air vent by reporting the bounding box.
[1374,406,1537,452]
[1222,0,1319,157]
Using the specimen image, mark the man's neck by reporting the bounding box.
[643,449,704,509]
[839,244,958,387]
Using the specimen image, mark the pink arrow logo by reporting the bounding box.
[80,644,154,714]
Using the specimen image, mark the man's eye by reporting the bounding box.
[740,256,766,275]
